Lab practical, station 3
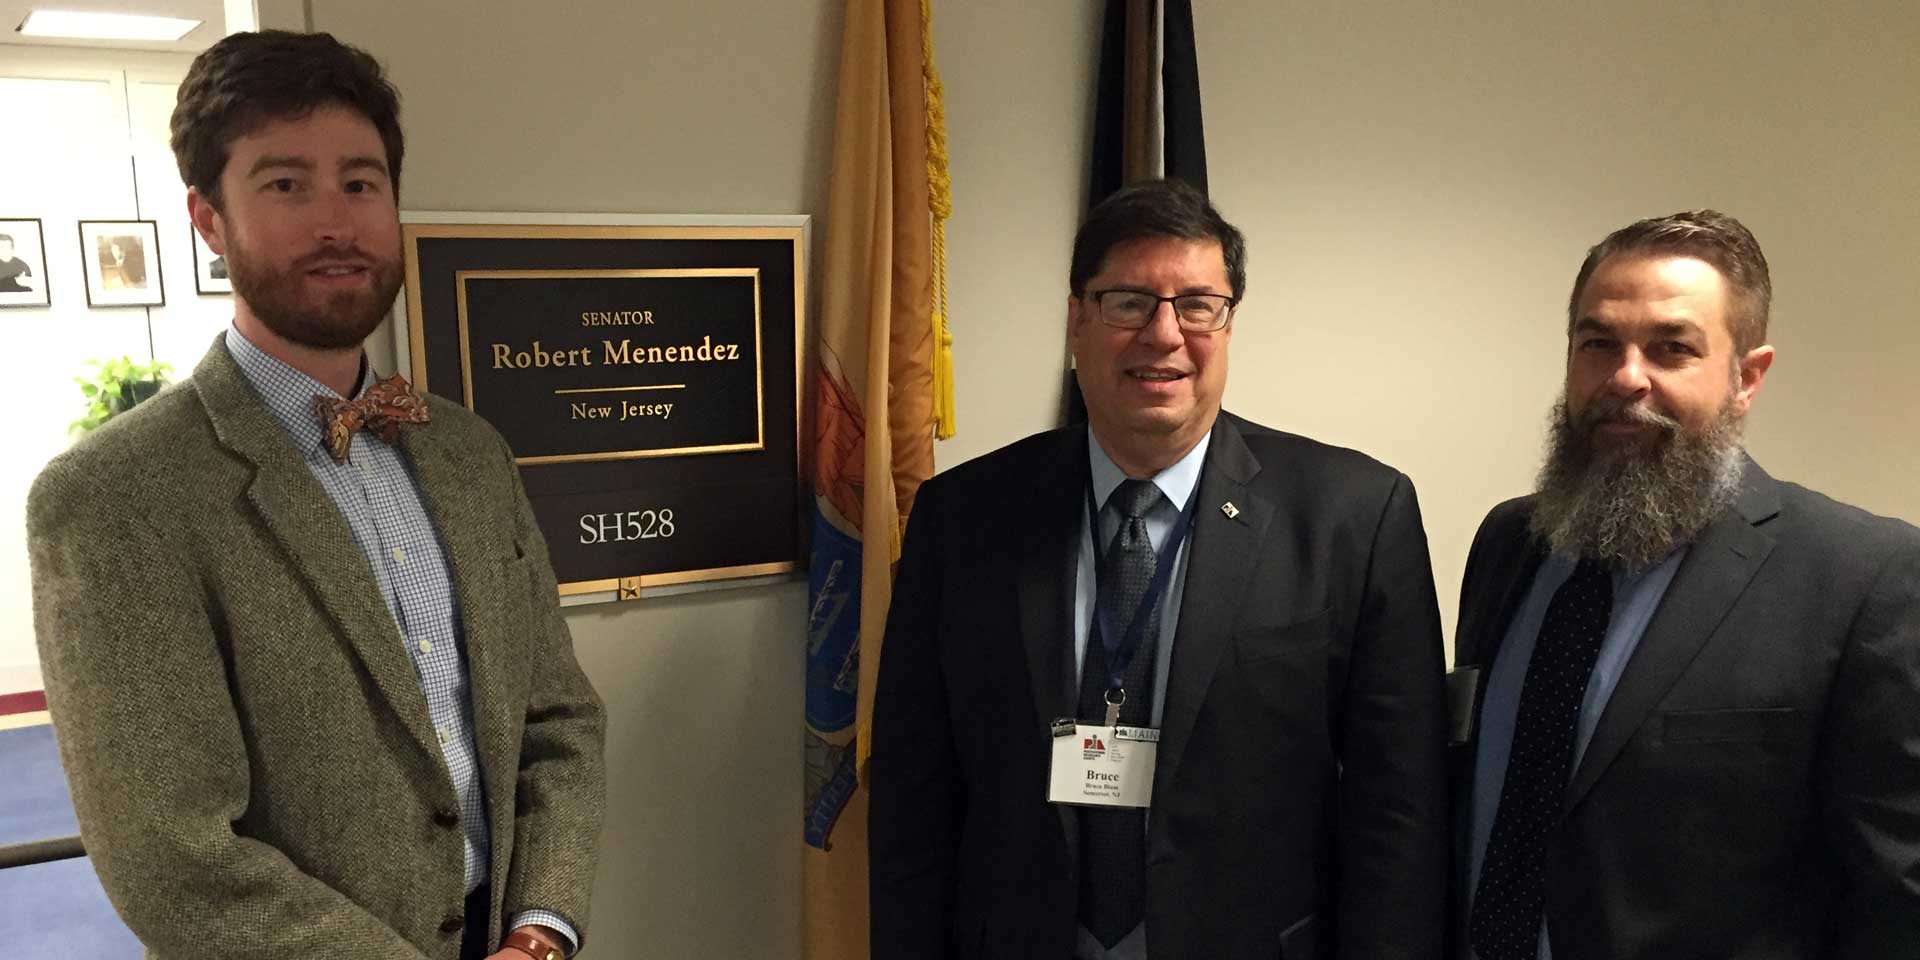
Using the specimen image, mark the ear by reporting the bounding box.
[1066,292,1088,347]
[187,187,227,256]
[1731,344,1774,416]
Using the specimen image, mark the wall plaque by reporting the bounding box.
[402,217,805,597]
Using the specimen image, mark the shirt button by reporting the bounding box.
[392,546,407,563]
[418,639,433,654]
[437,724,452,745]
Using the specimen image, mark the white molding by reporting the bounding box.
[0,662,44,696]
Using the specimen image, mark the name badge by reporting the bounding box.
[1048,720,1159,808]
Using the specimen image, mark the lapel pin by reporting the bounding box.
[1221,501,1240,519]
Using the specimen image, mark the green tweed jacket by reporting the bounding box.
[28,337,606,959]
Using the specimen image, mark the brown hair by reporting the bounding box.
[1568,210,1771,354]
[1070,178,1246,300]
[171,30,403,208]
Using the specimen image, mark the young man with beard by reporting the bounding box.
[1449,210,1920,960]
[870,179,1448,960]
[28,32,604,960]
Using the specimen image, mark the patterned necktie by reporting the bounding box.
[1470,558,1614,960]
[1076,478,1163,948]
[311,374,432,464]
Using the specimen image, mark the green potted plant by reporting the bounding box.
[72,356,174,433]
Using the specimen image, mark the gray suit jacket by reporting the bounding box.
[28,337,606,959]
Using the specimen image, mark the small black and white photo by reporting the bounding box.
[78,219,165,307]
[0,218,52,308]
[191,225,231,295]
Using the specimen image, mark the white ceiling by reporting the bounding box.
[1,0,227,53]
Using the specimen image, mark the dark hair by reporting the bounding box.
[1569,209,1771,354]
[1070,178,1246,300]
[171,30,403,208]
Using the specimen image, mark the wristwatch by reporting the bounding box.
[500,929,562,960]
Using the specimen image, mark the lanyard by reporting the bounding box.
[1084,478,1199,700]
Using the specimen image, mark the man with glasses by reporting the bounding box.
[869,178,1448,960]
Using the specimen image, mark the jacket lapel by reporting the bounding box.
[1018,430,1089,849]
[1018,430,1089,731]
[194,340,443,763]
[1458,525,1547,674]
[1563,460,1781,811]
[399,422,519,813]
[1156,415,1269,789]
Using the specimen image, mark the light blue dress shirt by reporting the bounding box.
[1465,548,1687,960]
[1069,429,1211,960]
[225,327,576,952]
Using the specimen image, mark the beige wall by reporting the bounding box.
[1188,0,1920,648]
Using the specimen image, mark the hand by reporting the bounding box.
[488,924,567,960]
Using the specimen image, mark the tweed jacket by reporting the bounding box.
[28,337,606,959]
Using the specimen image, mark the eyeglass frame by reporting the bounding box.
[1081,288,1240,332]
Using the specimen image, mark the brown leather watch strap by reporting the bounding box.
[500,929,563,960]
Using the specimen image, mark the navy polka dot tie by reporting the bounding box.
[1470,558,1613,960]
[1076,478,1162,948]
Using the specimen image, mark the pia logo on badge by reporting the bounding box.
[1082,735,1106,759]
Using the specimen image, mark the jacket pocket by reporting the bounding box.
[1278,911,1318,959]
[1661,706,1797,744]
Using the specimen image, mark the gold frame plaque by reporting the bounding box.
[401,217,807,598]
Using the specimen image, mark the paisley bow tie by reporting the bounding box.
[311,374,431,464]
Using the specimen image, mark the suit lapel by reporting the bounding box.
[194,341,443,762]
[1018,430,1088,731]
[399,422,519,817]
[1018,430,1089,849]
[1459,527,1547,674]
[1156,416,1270,789]
[1563,462,1781,811]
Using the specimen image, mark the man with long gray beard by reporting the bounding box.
[1447,210,1920,960]
[28,32,603,960]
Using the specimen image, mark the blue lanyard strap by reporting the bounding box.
[1084,478,1200,695]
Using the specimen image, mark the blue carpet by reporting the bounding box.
[1,724,80,846]
[0,723,139,953]
[0,857,142,955]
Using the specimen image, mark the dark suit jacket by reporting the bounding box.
[29,338,606,959]
[869,412,1448,960]
[1449,459,1920,960]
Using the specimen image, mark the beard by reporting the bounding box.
[1530,389,1748,570]
[226,235,402,351]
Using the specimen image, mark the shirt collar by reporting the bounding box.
[1542,544,1690,591]
[1087,426,1212,515]
[223,324,371,458]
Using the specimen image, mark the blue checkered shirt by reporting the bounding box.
[225,328,577,953]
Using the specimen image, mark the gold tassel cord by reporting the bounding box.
[923,0,956,441]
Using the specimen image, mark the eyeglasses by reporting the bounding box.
[1085,289,1237,332]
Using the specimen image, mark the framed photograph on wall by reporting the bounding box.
[0,218,51,308]
[191,225,231,294]
[78,219,164,307]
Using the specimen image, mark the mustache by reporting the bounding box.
[292,245,379,269]
[1575,394,1682,435]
